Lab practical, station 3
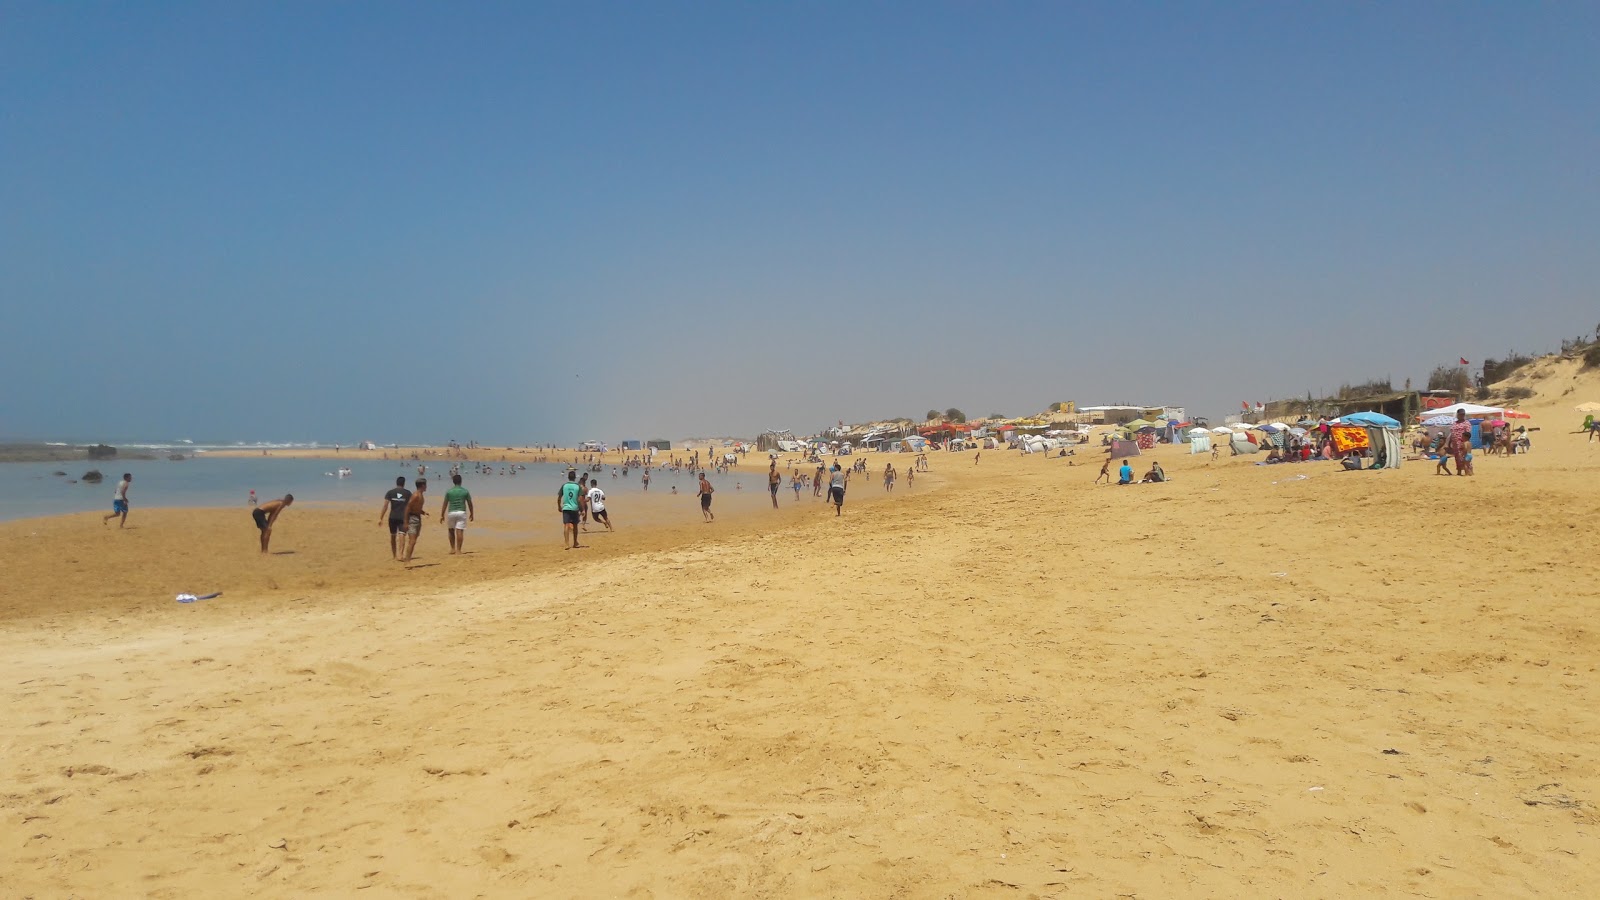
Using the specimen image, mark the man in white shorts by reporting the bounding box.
[587,481,613,532]
[439,474,474,555]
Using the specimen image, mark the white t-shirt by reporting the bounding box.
[114,480,129,501]
[586,486,605,512]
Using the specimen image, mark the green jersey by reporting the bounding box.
[444,485,471,512]
[559,481,582,511]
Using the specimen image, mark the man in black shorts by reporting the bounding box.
[253,494,293,554]
[828,464,848,516]
[767,462,781,509]
[378,476,411,560]
[559,470,584,548]
[697,472,715,522]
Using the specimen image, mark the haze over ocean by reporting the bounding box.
[3,4,1596,443]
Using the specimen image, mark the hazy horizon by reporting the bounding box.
[4,4,1596,444]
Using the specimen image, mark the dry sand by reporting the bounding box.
[4,371,1599,897]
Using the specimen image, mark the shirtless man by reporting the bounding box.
[813,462,827,497]
[252,494,294,554]
[400,478,429,562]
[767,463,782,509]
[697,472,715,522]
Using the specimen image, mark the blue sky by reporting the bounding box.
[3,3,1596,443]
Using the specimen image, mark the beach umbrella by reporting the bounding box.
[1210,426,1233,435]
[1290,427,1308,436]
[1342,411,1401,428]
[1422,415,1453,426]
[1484,418,1508,428]
[1503,409,1531,419]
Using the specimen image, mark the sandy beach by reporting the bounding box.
[4,366,1599,897]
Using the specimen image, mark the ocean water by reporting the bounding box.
[0,456,740,523]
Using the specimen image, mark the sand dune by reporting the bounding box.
[3,403,1599,895]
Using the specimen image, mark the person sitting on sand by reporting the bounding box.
[1118,460,1133,485]
[253,494,293,554]
[1140,461,1166,483]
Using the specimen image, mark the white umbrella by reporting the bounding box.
[1210,426,1233,435]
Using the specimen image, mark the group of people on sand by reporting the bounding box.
[378,474,476,561]
[558,469,616,549]
[101,445,921,561]
[1094,457,1166,485]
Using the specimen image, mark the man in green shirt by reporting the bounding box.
[558,469,584,549]
[439,473,475,555]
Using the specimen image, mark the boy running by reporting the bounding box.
[104,473,132,527]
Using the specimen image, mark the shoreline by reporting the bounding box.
[0,460,943,622]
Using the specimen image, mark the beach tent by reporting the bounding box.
[1418,402,1503,420]
[1109,439,1141,459]
[1229,433,1260,454]
[1190,432,1212,454]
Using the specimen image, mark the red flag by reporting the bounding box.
[1459,357,1469,365]
[1241,401,1249,410]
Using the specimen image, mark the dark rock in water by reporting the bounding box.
[167,453,186,461]
[86,444,118,460]
[51,470,67,477]
[82,470,104,483]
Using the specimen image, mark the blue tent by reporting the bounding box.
[1341,411,1401,428]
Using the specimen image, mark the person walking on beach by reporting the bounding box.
[559,470,584,549]
[103,473,132,527]
[768,463,782,509]
[440,474,474,554]
[379,476,412,560]
[587,481,613,532]
[253,494,293,554]
[813,462,827,497]
[578,473,591,526]
[828,464,848,516]
[400,479,429,562]
[1095,457,1112,484]
[697,472,715,522]
[1448,409,1472,477]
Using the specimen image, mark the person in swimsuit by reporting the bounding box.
[253,494,293,554]
[767,463,782,509]
[400,479,428,562]
[379,476,411,560]
[697,472,715,522]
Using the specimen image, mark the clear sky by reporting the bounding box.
[3,3,1596,444]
